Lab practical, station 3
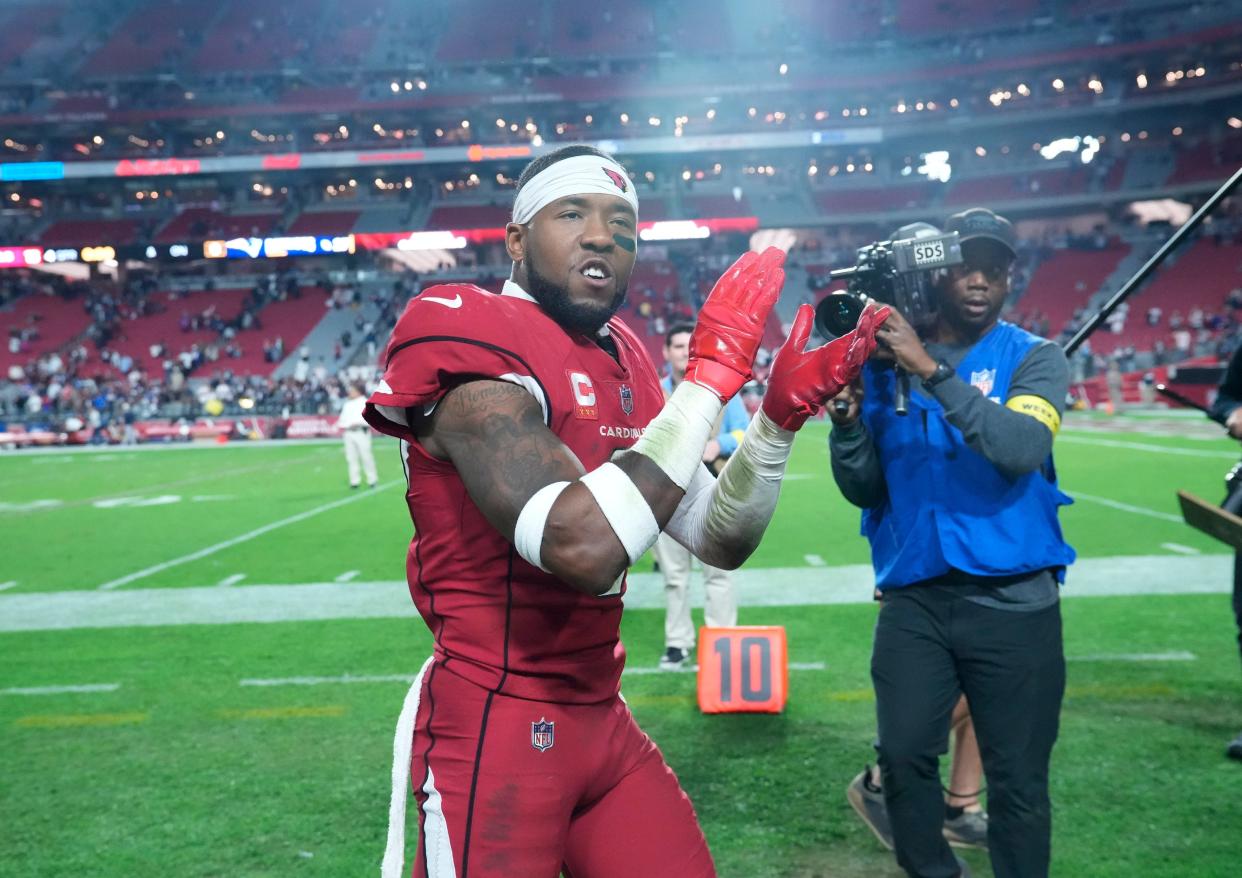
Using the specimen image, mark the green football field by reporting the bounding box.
[2,415,1241,877]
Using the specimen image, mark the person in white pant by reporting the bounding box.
[655,324,747,671]
[337,383,378,489]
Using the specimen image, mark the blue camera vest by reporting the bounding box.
[859,321,1075,589]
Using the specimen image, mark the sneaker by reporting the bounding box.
[1228,731,1242,761]
[658,646,691,671]
[943,808,989,850]
[845,766,894,850]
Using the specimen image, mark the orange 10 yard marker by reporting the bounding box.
[696,626,788,714]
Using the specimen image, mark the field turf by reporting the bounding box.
[2,415,1241,877]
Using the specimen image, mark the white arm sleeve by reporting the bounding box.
[628,379,722,489]
[661,411,795,569]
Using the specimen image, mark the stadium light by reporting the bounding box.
[917,150,951,183]
[639,221,710,242]
[1136,73,1148,88]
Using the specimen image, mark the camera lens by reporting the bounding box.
[815,292,864,338]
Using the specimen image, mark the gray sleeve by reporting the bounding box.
[926,341,1069,479]
[828,420,888,509]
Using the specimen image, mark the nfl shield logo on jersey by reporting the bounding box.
[619,384,634,415]
[969,368,996,397]
[531,717,555,752]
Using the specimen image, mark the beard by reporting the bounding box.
[525,251,627,336]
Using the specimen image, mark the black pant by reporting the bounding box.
[871,585,1065,878]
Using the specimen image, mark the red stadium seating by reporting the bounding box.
[0,5,64,71]
[944,167,1090,206]
[106,290,248,371]
[893,0,1038,35]
[1167,136,1242,186]
[814,183,936,214]
[426,204,512,229]
[684,193,752,218]
[1100,239,1242,351]
[774,0,884,44]
[80,1,200,76]
[39,219,144,247]
[225,287,330,376]
[549,2,658,57]
[154,209,281,243]
[286,210,361,236]
[0,292,92,370]
[639,197,669,222]
[1018,245,1130,338]
[436,0,535,61]
[191,0,314,73]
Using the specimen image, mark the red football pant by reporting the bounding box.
[409,661,716,878]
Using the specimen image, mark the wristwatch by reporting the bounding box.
[923,360,955,388]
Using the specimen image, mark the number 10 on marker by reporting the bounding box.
[696,626,788,714]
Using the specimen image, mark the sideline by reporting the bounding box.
[0,554,1229,633]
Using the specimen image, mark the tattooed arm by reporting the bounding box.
[416,380,683,595]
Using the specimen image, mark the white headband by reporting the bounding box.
[512,154,639,224]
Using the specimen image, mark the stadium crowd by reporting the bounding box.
[6,219,1242,443]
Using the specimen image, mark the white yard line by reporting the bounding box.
[2,555,1232,633]
[1068,491,1183,523]
[334,570,361,583]
[0,581,17,592]
[96,480,402,591]
[1,683,121,695]
[1068,651,1197,663]
[241,674,417,687]
[3,452,327,516]
[803,554,827,567]
[1058,435,1237,460]
[1160,543,1201,555]
[217,574,246,587]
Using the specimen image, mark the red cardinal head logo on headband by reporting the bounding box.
[603,167,628,193]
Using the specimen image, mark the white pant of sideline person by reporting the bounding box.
[654,531,737,651]
[344,428,378,487]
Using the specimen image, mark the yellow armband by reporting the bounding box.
[1006,394,1060,436]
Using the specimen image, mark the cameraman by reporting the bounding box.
[828,208,1075,878]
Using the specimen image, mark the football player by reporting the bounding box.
[366,144,888,878]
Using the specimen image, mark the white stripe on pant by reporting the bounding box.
[382,656,457,878]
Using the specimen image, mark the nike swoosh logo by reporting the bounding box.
[423,293,463,309]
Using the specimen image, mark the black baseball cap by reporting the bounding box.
[945,207,1017,260]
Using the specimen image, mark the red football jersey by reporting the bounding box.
[365,283,666,703]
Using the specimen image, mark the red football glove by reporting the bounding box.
[684,247,786,401]
[761,301,892,430]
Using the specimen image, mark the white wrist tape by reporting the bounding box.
[513,480,570,571]
[629,380,722,489]
[579,462,661,565]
